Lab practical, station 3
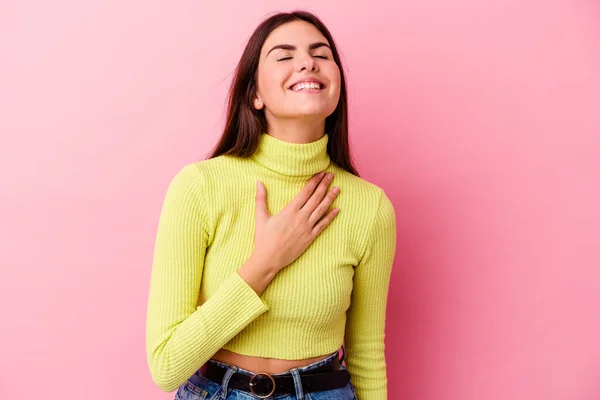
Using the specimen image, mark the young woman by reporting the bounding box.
[145,10,397,400]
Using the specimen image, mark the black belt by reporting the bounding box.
[200,351,350,398]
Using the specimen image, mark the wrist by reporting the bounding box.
[247,254,281,275]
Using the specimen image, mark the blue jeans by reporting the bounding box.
[175,347,357,399]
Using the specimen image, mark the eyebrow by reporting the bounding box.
[266,42,331,57]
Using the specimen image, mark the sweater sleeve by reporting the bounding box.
[145,164,270,392]
[344,189,397,400]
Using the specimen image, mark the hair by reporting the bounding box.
[206,10,359,177]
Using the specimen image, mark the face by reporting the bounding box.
[254,20,341,123]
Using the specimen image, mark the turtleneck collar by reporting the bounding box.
[251,133,331,177]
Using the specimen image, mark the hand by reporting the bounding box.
[252,171,340,272]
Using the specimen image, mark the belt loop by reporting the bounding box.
[289,368,304,400]
[220,365,237,399]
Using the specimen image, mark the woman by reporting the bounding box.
[145,10,397,400]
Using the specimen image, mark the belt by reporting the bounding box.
[200,351,350,398]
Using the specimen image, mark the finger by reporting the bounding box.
[302,172,333,217]
[286,171,326,211]
[308,186,339,225]
[255,181,270,219]
[311,208,339,237]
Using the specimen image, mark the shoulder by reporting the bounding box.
[330,164,394,212]
[169,155,238,187]
[329,165,396,248]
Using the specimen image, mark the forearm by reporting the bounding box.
[237,255,280,296]
[146,268,269,392]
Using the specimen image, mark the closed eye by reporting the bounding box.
[277,55,329,62]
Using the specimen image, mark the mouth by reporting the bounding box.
[288,81,326,92]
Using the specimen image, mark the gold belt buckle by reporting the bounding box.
[249,372,276,399]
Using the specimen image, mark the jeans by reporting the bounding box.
[175,347,357,400]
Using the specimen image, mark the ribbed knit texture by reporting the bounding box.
[145,133,397,399]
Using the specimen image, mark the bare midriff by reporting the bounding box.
[209,348,334,374]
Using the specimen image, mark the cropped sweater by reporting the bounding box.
[145,132,397,399]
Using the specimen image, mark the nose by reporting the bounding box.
[295,52,319,72]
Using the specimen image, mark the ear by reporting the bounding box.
[253,96,264,110]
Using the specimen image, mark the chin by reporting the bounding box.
[293,106,335,119]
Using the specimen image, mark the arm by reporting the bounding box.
[344,189,397,399]
[145,164,270,392]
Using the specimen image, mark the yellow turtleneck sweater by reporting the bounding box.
[145,133,397,399]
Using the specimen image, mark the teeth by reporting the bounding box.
[292,82,322,91]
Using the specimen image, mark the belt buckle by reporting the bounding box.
[249,372,276,399]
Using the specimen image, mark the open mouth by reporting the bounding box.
[289,82,326,92]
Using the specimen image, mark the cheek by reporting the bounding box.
[259,68,288,99]
[332,70,342,91]
[324,65,341,94]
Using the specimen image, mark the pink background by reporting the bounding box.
[1,1,599,399]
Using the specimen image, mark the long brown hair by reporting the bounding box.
[206,10,359,177]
